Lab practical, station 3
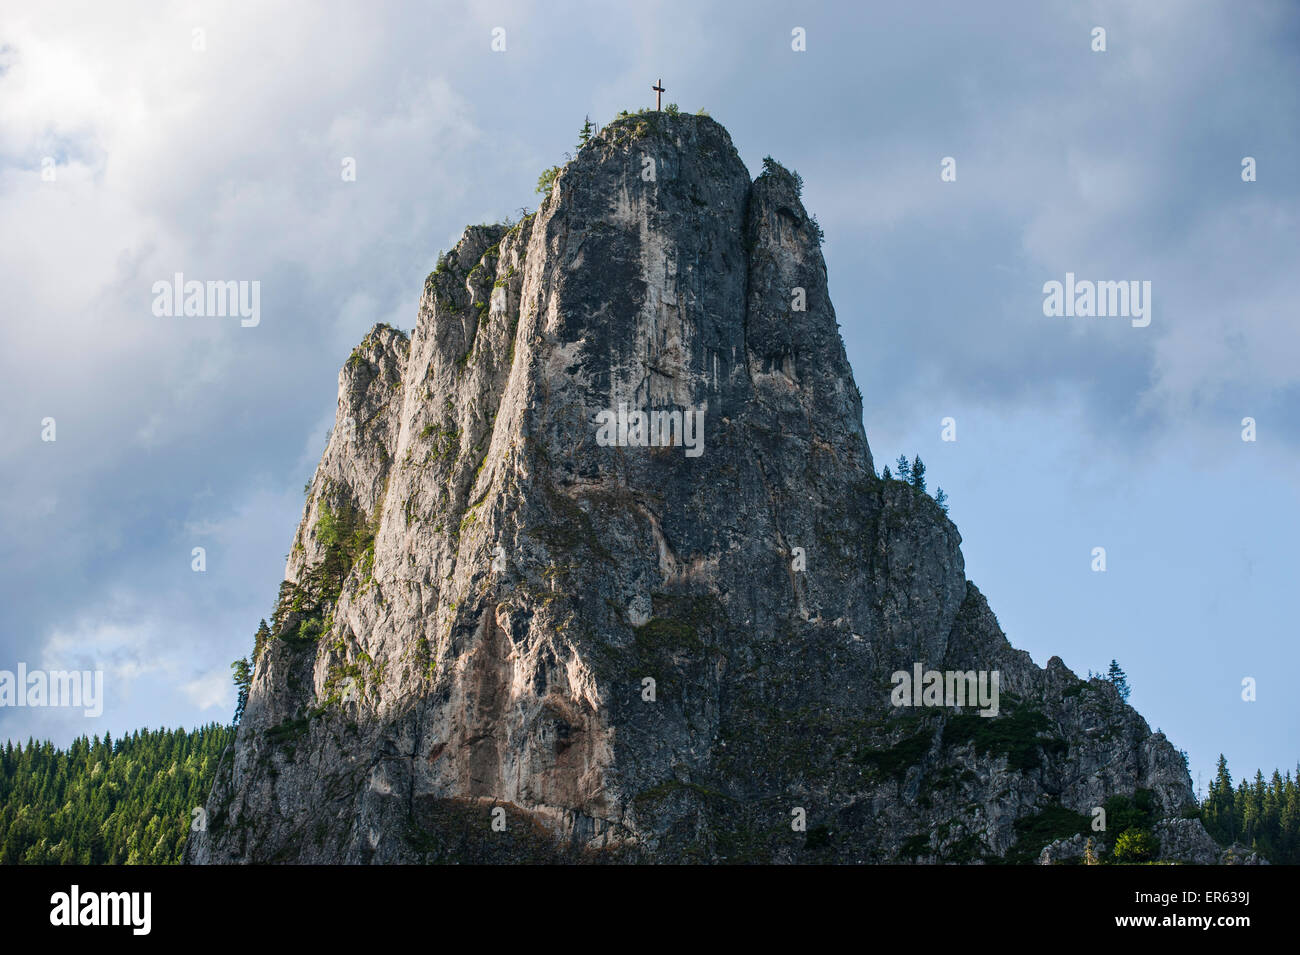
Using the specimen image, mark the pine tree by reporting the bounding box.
[252,619,271,664]
[1281,768,1300,859]
[881,465,892,480]
[894,455,911,482]
[910,456,926,493]
[934,487,948,512]
[1205,754,1236,844]
[1238,778,1256,846]
[1106,659,1131,701]
[231,657,252,725]
[578,115,594,149]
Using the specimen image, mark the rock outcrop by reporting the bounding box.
[187,112,1211,864]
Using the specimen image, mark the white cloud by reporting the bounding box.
[182,668,232,711]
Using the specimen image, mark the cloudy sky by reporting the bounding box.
[1,0,1296,794]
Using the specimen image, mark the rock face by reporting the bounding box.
[187,112,1209,864]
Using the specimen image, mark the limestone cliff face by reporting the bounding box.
[188,113,1208,864]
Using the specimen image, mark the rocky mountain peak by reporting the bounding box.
[187,112,1225,865]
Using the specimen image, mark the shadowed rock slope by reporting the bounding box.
[187,112,1216,864]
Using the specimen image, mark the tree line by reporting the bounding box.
[0,724,233,864]
[1201,754,1300,863]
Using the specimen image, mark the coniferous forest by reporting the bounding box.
[1200,756,1300,864]
[0,722,1294,864]
[0,724,233,864]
